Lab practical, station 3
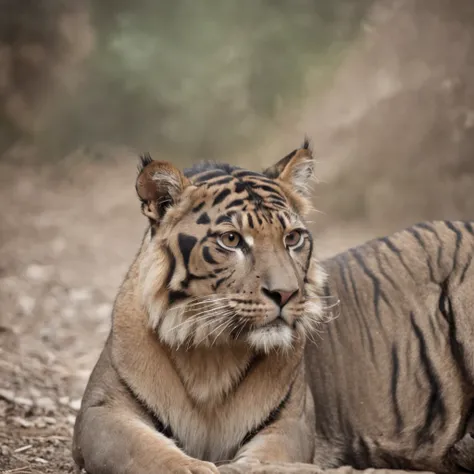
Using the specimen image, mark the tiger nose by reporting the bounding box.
[261,287,298,308]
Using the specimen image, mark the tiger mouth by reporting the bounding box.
[259,315,290,329]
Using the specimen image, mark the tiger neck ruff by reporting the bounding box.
[73,141,326,473]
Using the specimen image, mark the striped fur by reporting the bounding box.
[306,221,474,473]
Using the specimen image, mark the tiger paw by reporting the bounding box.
[169,458,219,474]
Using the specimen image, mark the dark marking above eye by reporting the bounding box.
[277,214,286,229]
[192,202,205,213]
[226,199,244,209]
[178,233,198,268]
[212,189,232,206]
[216,214,233,225]
[197,212,210,225]
[203,246,218,264]
[247,213,254,228]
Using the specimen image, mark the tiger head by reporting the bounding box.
[136,141,326,353]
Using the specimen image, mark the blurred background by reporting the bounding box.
[1,0,474,472]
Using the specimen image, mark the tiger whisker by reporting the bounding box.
[165,307,232,334]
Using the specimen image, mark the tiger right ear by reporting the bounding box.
[135,154,190,223]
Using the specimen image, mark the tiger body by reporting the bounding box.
[310,220,474,472]
[72,140,474,474]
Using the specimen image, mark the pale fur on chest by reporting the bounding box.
[112,309,301,463]
[167,344,258,461]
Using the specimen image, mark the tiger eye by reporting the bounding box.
[285,230,302,248]
[219,232,241,249]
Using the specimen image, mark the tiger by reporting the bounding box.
[71,139,474,474]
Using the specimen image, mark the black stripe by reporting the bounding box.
[178,233,198,268]
[212,189,231,206]
[120,377,177,444]
[438,279,469,381]
[351,248,391,320]
[194,170,226,182]
[215,214,233,225]
[460,252,472,284]
[213,276,228,290]
[247,213,254,228]
[251,184,283,195]
[407,227,436,283]
[192,202,205,213]
[277,214,287,229]
[203,246,218,264]
[241,383,293,446]
[444,221,462,274]
[168,291,188,306]
[234,182,248,194]
[390,344,403,434]
[464,221,474,235]
[379,237,416,280]
[233,170,265,179]
[415,222,443,269]
[342,255,376,358]
[410,312,446,442]
[207,177,234,186]
[196,212,210,225]
[226,199,245,209]
[374,246,400,293]
[164,247,176,288]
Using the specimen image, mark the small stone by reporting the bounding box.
[13,396,33,407]
[28,386,42,398]
[58,396,70,406]
[69,399,81,411]
[35,419,46,429]
[14,444,32,453]
[25,264,52,281]
[35,396,56,411]
[69,288,92,303]
[43,416,56,425]
[1,445,9,456]
[0,389,15,403]
[12,416,33,427]
[67,414,76,425]
[18,295,35,315]
[96,303,112,319]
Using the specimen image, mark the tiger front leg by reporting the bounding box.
[73,405,218,474]
[219,384,316,473]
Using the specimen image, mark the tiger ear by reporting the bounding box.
[263,139,314,197]
[135,154,190,223]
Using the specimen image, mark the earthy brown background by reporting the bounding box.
[1,0,474,472]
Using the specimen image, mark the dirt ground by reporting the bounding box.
[0,149,147,473]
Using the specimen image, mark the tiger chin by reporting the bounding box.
[72,141,327,474]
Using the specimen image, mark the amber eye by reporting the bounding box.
[285,230,303,248]
[218,232,242,250]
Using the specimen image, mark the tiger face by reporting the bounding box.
[136,141,325,353]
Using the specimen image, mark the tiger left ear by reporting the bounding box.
[263,139,315,198]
